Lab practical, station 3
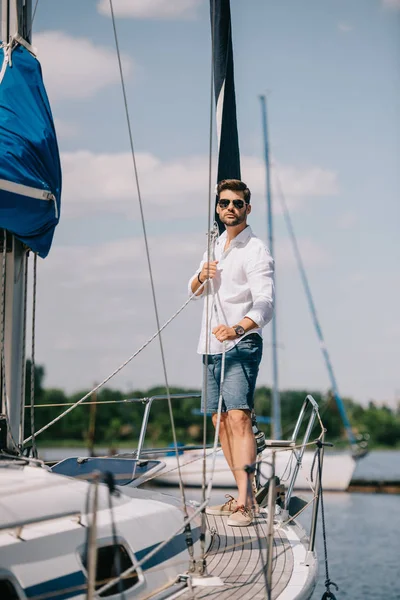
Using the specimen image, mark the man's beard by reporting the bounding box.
[221,212,246,227]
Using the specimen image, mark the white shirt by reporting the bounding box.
[188,226,275,355]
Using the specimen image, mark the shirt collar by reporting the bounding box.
[218,225,252,247]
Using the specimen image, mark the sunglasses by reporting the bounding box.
[217,198,247,210]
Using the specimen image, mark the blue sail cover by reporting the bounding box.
[0,41,61,258]
[210,0,241,233]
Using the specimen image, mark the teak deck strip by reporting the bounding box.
[179,511,294,599]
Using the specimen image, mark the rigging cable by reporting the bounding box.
[86,476,100,600]
[314,441,339,600]
[197,0,265,575]
[108,0,195,569]
[202,0,264,524]
[104,472,127,600]
[23,287,204,443]
[87,418,328,598]
[96,497,210,596]
[198,0,236,570]
[82,473,94,590]
[273,165,357,452]
[199,0,217,568]
[27,0,40,40]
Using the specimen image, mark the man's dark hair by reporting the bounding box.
[217,179,251,203]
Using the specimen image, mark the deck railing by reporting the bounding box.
[134,393,201,460]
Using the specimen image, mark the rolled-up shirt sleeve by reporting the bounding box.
[244,244,275,328]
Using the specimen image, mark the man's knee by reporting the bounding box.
[227,409,251,434]
[212,412,229,429]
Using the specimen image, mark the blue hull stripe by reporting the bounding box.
[24,527,200,599]
[25,571,86,600]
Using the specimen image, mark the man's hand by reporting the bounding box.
[212,324,237,342]
[199,261,219,282]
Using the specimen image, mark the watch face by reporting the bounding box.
[235,326,245,336]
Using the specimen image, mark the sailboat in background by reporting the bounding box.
[258,94,364,489]
[158,93,360,490]
[155,20,359,493]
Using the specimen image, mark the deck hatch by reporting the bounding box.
[81,543,139,597]
[0,579,20,600]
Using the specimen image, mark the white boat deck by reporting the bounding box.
[178,511,308,600]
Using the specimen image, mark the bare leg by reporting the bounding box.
[212,412,239,486]
[227,409,256,507]
[212,409,256,506]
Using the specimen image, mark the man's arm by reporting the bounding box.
[244,244,275,328]
[212,317,258,342]
[189,260,219,297]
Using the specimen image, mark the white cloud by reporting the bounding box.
[60,150,339,219]
[97,0,202,20]
[40,235,203,291]
[35,31,132,101]
[60,151,210,219]
[30,195,397,405]
[33,230,329,395]
[270,160,338,198]
[338,22,353,33]
[275,237,331,269]
[381,0,400,8]
[32,233,207,391]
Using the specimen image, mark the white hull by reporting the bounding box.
[0,458,317,600]
[153,449,356,491]
[0,461,202,599]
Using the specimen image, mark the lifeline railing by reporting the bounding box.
[133,392,326,596]
[40,391,325,597]
[127,392,323,505]
[275,392,322,511]
[262,393,327,591]
[133,393,201,461]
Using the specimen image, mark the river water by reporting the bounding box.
[42,448,400,598]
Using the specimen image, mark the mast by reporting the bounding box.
[1,0,31,40]
[260,96,282,440]
[277,181,358,450]
[0,0,32,453]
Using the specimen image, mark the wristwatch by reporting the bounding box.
[234,325,245,337]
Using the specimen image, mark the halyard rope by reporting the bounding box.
[199,226,228,568]
[107,2,194,556]
[200,0,218,566]
[27,0,41,41]
[23,285,204,443]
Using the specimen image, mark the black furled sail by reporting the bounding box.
[210,0,241,233]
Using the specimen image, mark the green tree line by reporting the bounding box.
[24,361,400,450]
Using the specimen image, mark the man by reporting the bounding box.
[189,179,275,527]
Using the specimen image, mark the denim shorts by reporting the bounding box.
[201,333,263,414]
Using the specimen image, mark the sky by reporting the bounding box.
[23,0,400,406]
